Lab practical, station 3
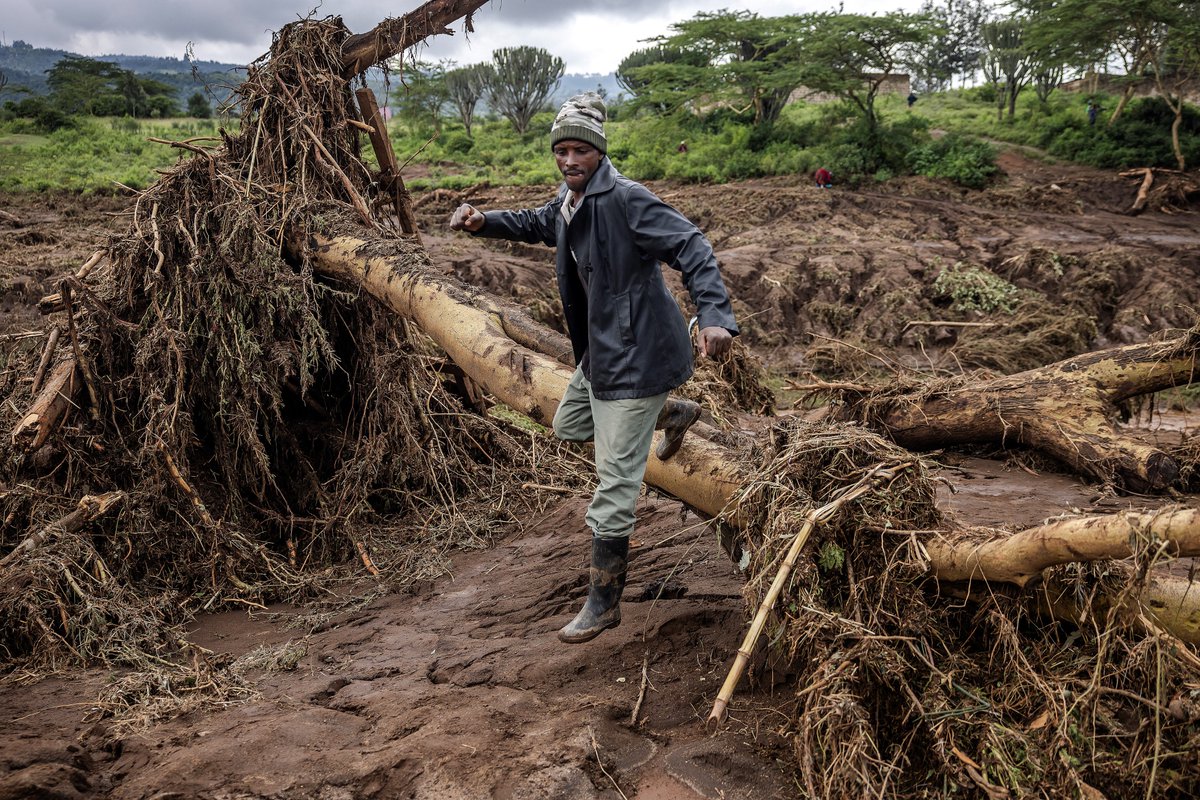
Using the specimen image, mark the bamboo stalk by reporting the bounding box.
[707,463,910,727]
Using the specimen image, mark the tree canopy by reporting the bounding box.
[42,55,180,117]
[485,46,564,135]
[795,12,941,134]
[631,11,808,127]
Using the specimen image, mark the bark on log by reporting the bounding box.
[926,507,1200,586]
[299,227,1199,642]
[870,333,1199,492]
[11,359,81,450]
[339,0,491,76]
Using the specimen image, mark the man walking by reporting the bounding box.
[449,92,738,644]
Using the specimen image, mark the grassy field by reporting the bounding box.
[1,86,1195,194]
[0,117,223,192]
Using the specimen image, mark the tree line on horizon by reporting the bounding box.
[389,0,1199,171]
[2,0,1197,171]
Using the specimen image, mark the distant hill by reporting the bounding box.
[0,40,243,107]
[0,40,623,114]
[553,73,624,105]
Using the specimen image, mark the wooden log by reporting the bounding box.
[11,360,81,450]
[355,87,421,241]
[339,0,491,76]
[0,491,125,569]
[926,507,1200,586]
[870,332,1199,492]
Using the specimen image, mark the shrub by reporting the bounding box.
[931,262,1020,313]
[907,133,998,189]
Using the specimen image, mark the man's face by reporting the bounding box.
[553,140,602,193]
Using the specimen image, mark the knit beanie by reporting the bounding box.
[550,92,607,153]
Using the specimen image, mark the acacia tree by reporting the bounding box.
[444,63,492,137]
[46,56,125,115]
[635,11,807,127]
[1019,0,1199,165]
[1019,0,1159,124]
[1144,2,1200,169]
[486,46,564,135]
[796,12,941,135]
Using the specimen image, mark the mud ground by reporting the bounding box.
[1,149,1198,799]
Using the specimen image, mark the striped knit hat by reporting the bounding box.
[550,92,607,153]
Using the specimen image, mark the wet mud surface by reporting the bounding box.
[2,150,1198,798]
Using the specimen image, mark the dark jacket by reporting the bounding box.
[474,158,738,400]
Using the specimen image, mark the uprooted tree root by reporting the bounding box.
[729,419,1200,798]
[0,16,585,673]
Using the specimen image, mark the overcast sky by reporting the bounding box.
[3,0,918,75]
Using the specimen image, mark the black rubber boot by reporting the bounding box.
[655,398,701,460]
[558,536,629,644]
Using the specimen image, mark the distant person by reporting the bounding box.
[907,91,918,108]
[814,167,833,188]
[448,92,738,644]
[1087,100,1099,126]
[677,140,689,154]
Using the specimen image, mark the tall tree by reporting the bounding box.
[444,63,492,136]
[391,60,449,135]
[981,17,1035,120]
[907,0,991,92]
[1019,0,1157,124]
[486,46,564,135]
[1020,0,1198,164]
[45,55,124,115]
[1143,1,1200,169]
[796,12,941,135]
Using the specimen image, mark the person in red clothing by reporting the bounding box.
[814,167,833,188]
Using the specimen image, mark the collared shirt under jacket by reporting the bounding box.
[473,158,738,401]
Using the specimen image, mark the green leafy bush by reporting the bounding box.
[931,261,1020,313]
[907,133,998,188]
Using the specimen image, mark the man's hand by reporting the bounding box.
[698,326,733,360]
[449,203,485,232]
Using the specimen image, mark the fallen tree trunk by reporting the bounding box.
[339,0,491,75]
[300,228,1200,641]
[860,333,1199,492]
[926,506,1200,585]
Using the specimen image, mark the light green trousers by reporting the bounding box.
[553,366,668,539]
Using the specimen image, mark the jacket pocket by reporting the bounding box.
[615,291,635,346]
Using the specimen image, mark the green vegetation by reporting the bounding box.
[931,261,1021,313]
[3,2,1198,194]
[0,117,222,192]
